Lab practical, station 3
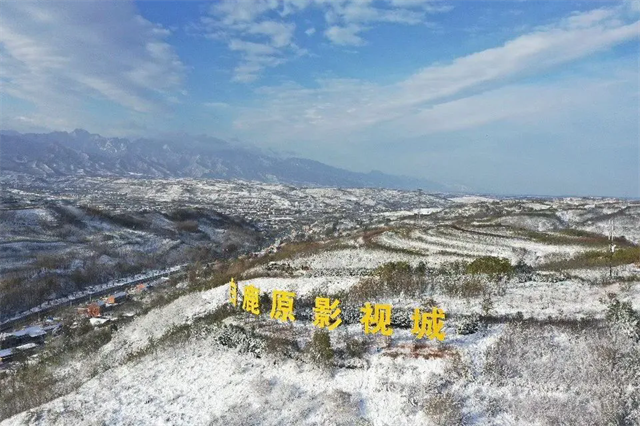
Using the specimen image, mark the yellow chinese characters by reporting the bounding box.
[360,303,393,336]
[230,279,446,341]
[229,278,238,307]
[270,290,296,322]
[411,307,446,341]
[242,284,261,315]
[313,297,342,330]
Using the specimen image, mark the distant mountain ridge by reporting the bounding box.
[0,129,451,191]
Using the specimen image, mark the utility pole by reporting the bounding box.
[609,219,615,279]
[417,189,423,228]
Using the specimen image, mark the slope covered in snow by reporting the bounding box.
[1,184,639,425]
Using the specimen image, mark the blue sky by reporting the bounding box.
[0,0,638,197]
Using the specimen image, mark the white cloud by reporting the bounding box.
[211,0,281,26]
[203,3,300,82]
[1,113,73,134]
[324,24,366,46]
[625,0,640,14]
[229,39,279,55]
[233,59,286,83]
[386,78,629,139]
[227,39,287,82]
[201,0,452,82]
[231,5,640,143]
[564,8,617,29]
[245,20,296,47]
[318,0,431,44]
[325,1,426,25]
[358,0,454,15]
[0,1,185,116]
[392,14,639,111]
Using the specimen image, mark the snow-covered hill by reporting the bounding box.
[2,219,639,425]
[1,178,639,425]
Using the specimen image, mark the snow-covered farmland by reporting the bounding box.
[372,227,589,266]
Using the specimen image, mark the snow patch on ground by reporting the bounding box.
[290,248,427,271]
[448,196,497,204]
[3,331,449,426]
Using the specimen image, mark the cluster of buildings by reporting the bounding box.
[0,280,162,367]
[76,278,167,319]
[0,322,61,365]
[77,290,130,318]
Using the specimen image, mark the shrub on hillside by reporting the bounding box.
[441,275,487,298]
[345,338,366,358]
[483,322,640,424]
[481,293,495,316]
[349,261,428,301]
[437,260,469,276]
[611,246,640,265]
[457,314,480,335]
[466,256,514,276]
[604,293,640,341]
[541,246,640,270]
[374,261,412,282]
[372,261,424,296]
[309,329,334,366]
[217,324,265,356]
[414,261,427,275]
[514,260,534,275]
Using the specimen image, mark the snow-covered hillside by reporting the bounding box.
[2,226,639,425]
[1,178,639,425]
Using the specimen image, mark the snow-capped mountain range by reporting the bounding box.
[0,129,453,191]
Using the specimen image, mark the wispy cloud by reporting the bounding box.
[199,0,451,82]
[0,1,186,118]
[231,4,639,142]
[324,24,367,46]
[204,101,231,108]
